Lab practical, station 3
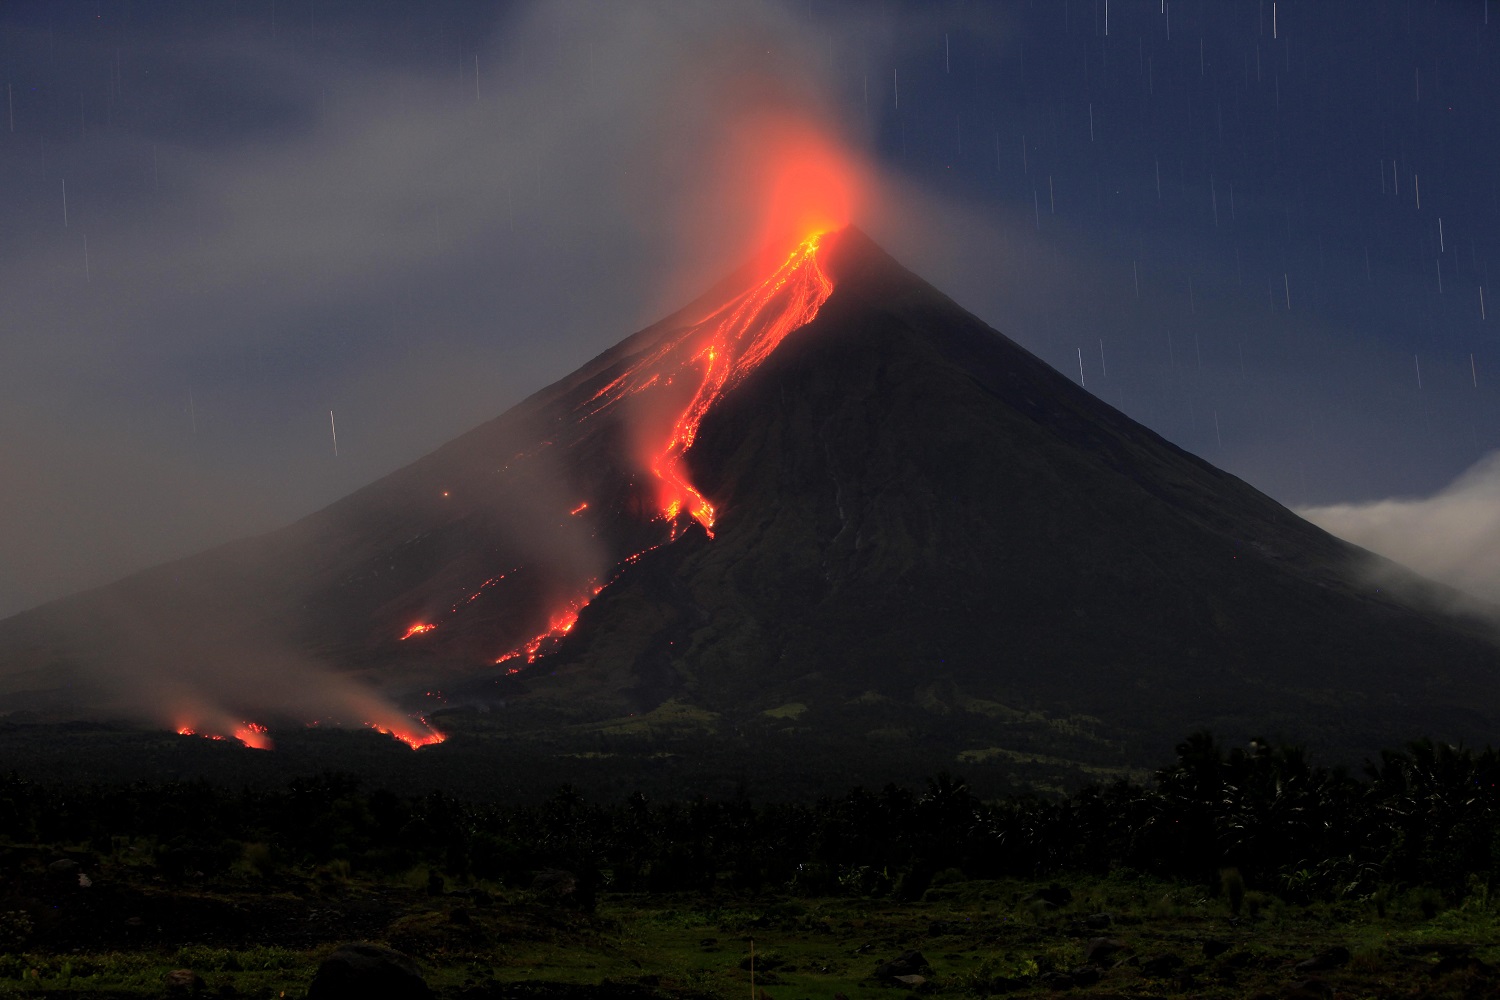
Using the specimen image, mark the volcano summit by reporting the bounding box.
[2,228,1499,793]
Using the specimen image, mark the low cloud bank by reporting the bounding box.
[1299,452,1500,605]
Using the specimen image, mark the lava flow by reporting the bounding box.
[581,231,834,534]
[364,717,446,749]
[484,232,837,670]
[495,588,599,668]
[176,719,274,750]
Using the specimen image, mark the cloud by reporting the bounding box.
[1299,451,1500,605]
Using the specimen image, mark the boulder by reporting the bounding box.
[1025,884,1073,907]
[874,950,930,981]
[1283,979,1333,1000]
[1141,953,1183,977]
[1083,937,1127,965]
[308,943,429,1000]
[163,969,205,994]
[530,869,577,898]
[1295,946,1351,971]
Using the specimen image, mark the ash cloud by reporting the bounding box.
[1299,451,1500,607]
[0,1,877,621]
[0,1,906,731]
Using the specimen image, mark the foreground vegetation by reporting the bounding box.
[1,733,1498,997]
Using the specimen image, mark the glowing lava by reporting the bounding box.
[400,623,437,640]
[233,722,273,750]
[365,717,446,749]
[485,231,837,670]
[580,232,834,534]
[176,719,274,750]
[495,588,599,666]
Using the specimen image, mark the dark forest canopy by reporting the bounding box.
[3,733,1498,906]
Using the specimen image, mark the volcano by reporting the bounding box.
[2,227,1499,791]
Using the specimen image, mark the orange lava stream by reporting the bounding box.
[365,717,446,749]
[177,720,274,750]
[400,623,437,640]
[580,232,834,535]
[494,588,599,668]
[485,234,835,671]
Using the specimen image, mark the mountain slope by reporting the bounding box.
[522,228,1500,763]
[1,227,1497,784]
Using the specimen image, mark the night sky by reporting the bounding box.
[4,0,1500,618]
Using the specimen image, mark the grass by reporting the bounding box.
[2,860,1498,999]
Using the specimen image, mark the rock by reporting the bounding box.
[47,859,81,879]
[1141,953,1183,977]
[530,869,577,898]
[308,943,430,1000]
[1202,938,1231,959]
[892,974,927,987]
[1283,978,1333,1000]
[874,950,931,981]
[446,907,470,926]
[1431,954,1494,978]
[1084,937,1127,965]
[1084,912,1113,929]
[424,871,444,896]
[1295,946,1351,971]
[1069,965,1101,986]
[163,969,205,994]
[1026,884,1073,907]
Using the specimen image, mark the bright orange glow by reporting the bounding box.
[176,718,272,749]
[569,502,589,516]
[232,722,273,750]
[365,716,446,749]
[578,233,833,534]
[748,122,864,249]
[400,623,437,640]
[489,227,838,674]
[493,588,599,666]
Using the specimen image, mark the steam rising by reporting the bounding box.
[1299,451,1500,605]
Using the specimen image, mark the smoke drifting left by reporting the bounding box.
[0,2,895,747]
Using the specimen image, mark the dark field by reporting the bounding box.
[2,732,1498,998]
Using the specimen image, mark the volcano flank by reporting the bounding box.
[3,228,1499,794]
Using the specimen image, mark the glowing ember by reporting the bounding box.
[494,588,599,666]
[177,720,273,749]
[365,717,446,749]
[232,722,273,750]
[400,623,437,640]
[569,502,589,515]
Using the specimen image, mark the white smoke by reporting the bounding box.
[1299,451,1500,605]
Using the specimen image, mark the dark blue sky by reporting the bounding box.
[4,0,1500,616]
